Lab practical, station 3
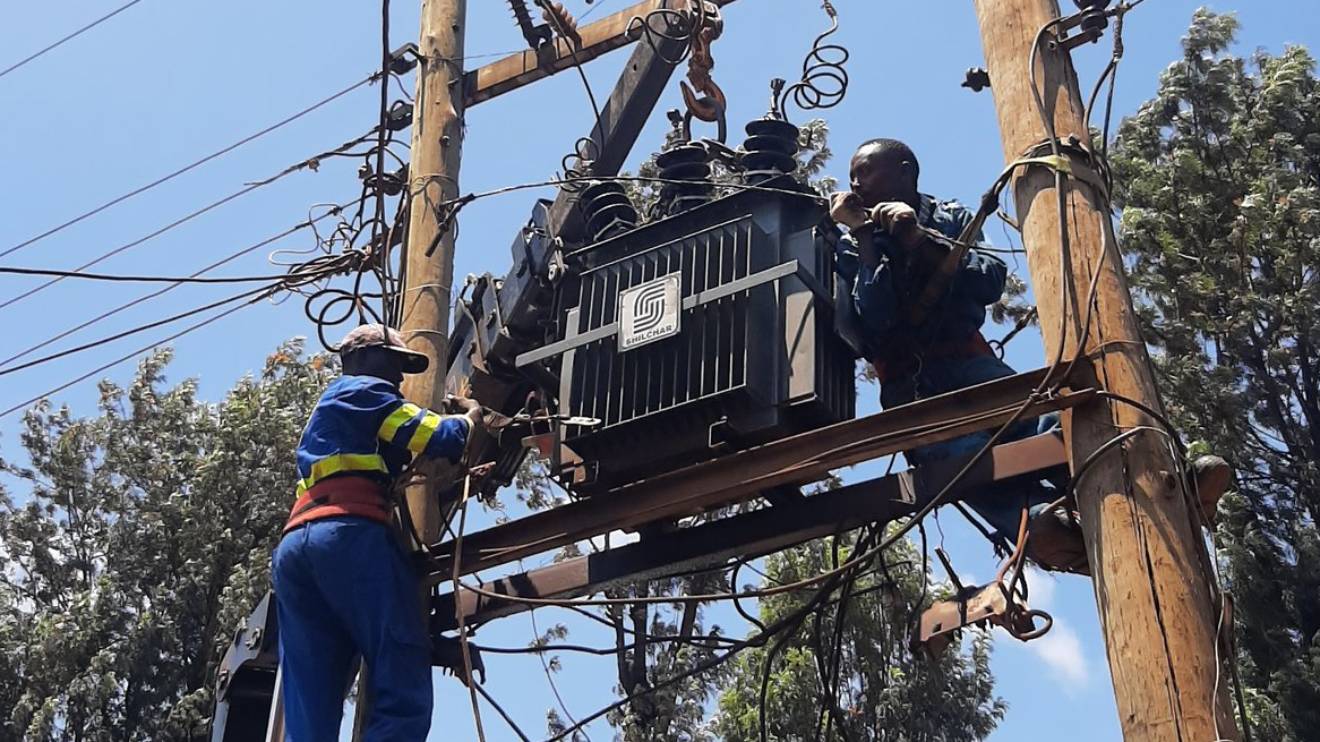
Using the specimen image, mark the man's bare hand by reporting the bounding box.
[869,202,923,248]
[445,395,485,432]
[829,191,870,231]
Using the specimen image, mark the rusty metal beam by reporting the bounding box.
[465,0,656,107]
[432,433,1067,630]
[426,366,1091,582]
[464,0,738,109]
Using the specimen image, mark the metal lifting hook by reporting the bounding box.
[678,0,727,138]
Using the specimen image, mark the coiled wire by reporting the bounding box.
[626,5,698,65]
[558,136,601,193]
[777,1,849,115]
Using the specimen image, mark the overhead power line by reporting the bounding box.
[0,263,341,284]
[0,207,343,370]
[0,284,276,378]
[0,300,254,420]
[0,72,378,261]
[0,238,362,414]
[0,122,388,313]
[0,0,146,80]
[0,182,266,311]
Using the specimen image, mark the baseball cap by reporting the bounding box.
[338,324,430,374]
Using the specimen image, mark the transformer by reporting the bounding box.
[516,182,858,492]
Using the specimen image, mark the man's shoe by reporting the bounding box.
[1025,507,1091,576]
[1191,455,1232,525]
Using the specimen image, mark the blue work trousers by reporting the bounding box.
[272,516,433,742]
[881,354,1061,539]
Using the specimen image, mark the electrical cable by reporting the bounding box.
[452,476,489,742]
[0,0,145,80]
[0,204,345,370]
[0,182,268,311]
[0,250,358,377]
[777,1,849,116]
[545,557,861,742]
[1,72,380,260]
[535,0,606,163]
[626,6,697,66]
[528,602,591,741]
[0,284,276,378]
[472,683,532,742]
[0,127,386,312]
[0,264,347,284]
[368,0,396,324]
[0,299,255,419]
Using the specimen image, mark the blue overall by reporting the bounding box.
[836,195,1058,540]
[273,374,469,741]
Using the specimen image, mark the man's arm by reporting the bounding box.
[376,402,471,463]
[956,249,1009,306]
[347,379,473,463]
[830,192,906,337]
[845,230,903,337]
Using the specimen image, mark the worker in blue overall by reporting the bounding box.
[272,324,482,740]
[829,139,1230,572]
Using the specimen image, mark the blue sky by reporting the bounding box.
[2,1,1316,740]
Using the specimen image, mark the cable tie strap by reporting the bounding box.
[1015,139,1112,202]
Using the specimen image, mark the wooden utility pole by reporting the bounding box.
[348,0,466,737]
[400,0,467,544]
[971,1,1237,739]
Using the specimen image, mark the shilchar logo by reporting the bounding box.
[619,273,681,351]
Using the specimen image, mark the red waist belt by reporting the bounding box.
[284,476,392,534]
[868,331,994,384]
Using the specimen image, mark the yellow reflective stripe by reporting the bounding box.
[378,403,423,444]
[294,453,389,497]
[406,412,443,454]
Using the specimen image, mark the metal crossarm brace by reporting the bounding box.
[464,0,740,110]
[432,432,1067,631]
[426,366,1094,582]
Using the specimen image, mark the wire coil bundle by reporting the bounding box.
[776,1,849,116]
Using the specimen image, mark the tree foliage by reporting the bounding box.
[1110,10,1320,740]
[713,528,1004,741]
[0,342,334,741]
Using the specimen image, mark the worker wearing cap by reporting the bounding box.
[272,324,481,740]
[829,138,1230,572]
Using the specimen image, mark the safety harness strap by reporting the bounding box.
[284,476,392,533]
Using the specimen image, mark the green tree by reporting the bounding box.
[1110,10,1320,740]
[0,341,334,741]
[713,528,1004,741]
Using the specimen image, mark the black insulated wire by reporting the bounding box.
[0,73,381,261]
[0,0,145,80]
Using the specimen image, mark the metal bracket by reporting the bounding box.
[916,581,1050,655]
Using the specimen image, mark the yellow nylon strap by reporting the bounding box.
[1015,154,1073,175]
[295,453,389,496]
[378,402,423,444]
[406,412,444,454]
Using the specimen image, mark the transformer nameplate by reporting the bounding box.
[618,273,681,352]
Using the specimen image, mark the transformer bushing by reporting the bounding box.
[654,141,715,218]
[579,180,639,244]
[741,117,801,184]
